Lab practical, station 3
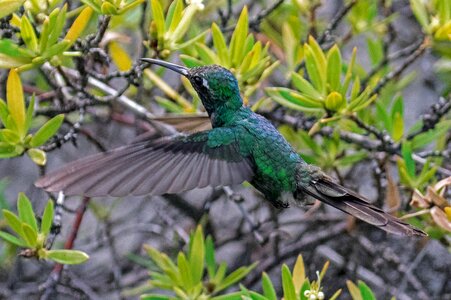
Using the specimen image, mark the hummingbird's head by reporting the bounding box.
[141,58,243,116]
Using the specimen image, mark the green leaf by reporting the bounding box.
[205,235,216,278]
[0,231,27,247]
[101,2,118,15]
[211,23,229,65]
[195,43,217,65]
[41,200,54,236]
[46,249,89,264]
[30,114,64,147]
[299,280,311,300]
[17,193,38,232]
[215,263,256,293]
[41,40,71,59]
[80,0,102,13]
[22,223,37,247]
[27,148,47,165]
[6,69,26,138]
[281,264,296,300]
[401,142,415,178]
[140,294,172,300]
[47,6,66,46]
[230,6,249,66]
[337,151,367,166]
[304,44,324,93]
[326,45,342,91]
[0,99,8,126]
[210,292,244,300]
[3,209,24,237]
[291,72,323,100]
[0,0,25,19]
[20,16,38,53]
[358,281,376,300]
[308,36,327,77]
[266,87,323,112]
[167,0,183,33]
[189,225,205,283]
[0,39,35,58]
[392,112,404,142]
[24,94,35,134]
[0,129,20,144]
[261,272,277,300]
[411,121,451,149]
[410,0,429,28]
[151,0,165,40]
[177,252,193,288]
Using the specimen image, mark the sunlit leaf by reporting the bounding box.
[64,6,93,45]
[0,231,27,247]
[20,16,38,53]
[230,6,249,66]
[6,69,25,137]
[0,0,25,19]
[41,200,54,236]
[189,225,204,284]
[109,41,133,71]
[46,249,89,264]
[326,45,342,91]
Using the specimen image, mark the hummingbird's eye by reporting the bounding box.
[193,76,203,85]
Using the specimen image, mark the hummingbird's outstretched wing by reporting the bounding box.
[301,177,426,236]
[35,130,254,197]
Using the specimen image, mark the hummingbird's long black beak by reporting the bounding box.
[140,58,189,77]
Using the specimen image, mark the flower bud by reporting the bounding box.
[325,91,344,111]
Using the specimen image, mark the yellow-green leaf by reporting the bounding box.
[109,41,132,71]
[189,225,205,283]
[28,148,47,165]
[292,255,305,292]
[20,16,38,53]
[0,0,25,19]
[211,23,229,65]
[151,0,165,40]
[64,6,93,45]
[101,1,118,15]
[230,6,248,66]
[326,45,342,91]
[22,223,37,247]
[6,69,26,137]
[46,249,89,264]
[3,209,24,238]
[346,280,362,300]
[291,72,323,100]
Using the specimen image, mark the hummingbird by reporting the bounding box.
[35,58,426,236]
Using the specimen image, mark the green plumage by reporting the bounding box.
[35,59,426,236]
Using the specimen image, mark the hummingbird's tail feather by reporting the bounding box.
[299,177,427,236]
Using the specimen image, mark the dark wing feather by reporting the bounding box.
[301,177,426,236]
[35,131,254,197]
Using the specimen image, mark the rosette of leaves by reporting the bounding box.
[410,0,451,43]
[0,70,64,165]
[0,4,93,71]
[140,226,256,300]
[146,0,208,58]
[266,37,376,127]
[0,193,89,265]
[81,0,144,16]
[180,6,279,99]
[279,126,367,171]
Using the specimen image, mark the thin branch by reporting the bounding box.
[318,0,358,44]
